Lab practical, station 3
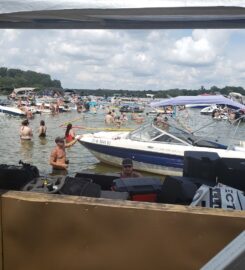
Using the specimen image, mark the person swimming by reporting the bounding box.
[39,120,47,138]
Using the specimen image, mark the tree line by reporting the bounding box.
[74,85,245,98]
[0,66,244,98]
[0,67,61,94]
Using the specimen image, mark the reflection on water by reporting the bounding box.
[50,169,68,176]
[39,137,48,146]
[19,140,34,163]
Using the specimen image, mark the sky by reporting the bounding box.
[1,29,245,90]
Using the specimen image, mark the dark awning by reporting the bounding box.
[1,1,245,29]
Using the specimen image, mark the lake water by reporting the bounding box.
[0,100,140,176]
[0,97,245,177]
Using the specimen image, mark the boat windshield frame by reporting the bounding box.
[127,122,191,146]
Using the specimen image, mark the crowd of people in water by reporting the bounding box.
[19,118,80,173]
[17,97,151,176]
[16,102,189,174]
[211,106,244,121]
[16,93,245,177]
[19,119,47,140]
[104,108,145,127]
[16,96,66,119]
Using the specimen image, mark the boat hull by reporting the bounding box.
[80,140,183,176]
[78,129,245,176]
[186,104,212,109]
[0,105,25,117]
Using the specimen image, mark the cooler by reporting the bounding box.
[112,177,162,202]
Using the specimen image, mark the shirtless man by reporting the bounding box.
[120,158,142,178]
[19,119,33,140]
[49,136,80,170]
[105,111,114,125]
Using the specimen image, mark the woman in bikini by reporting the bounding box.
[65,123,75,143]
[19,119,33,140]
[39,120,47,138]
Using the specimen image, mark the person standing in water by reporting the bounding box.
[105,111,114,125]
[49,136,81,171]
[114,116,122,128]
[19,119,33,140]
[39,120,47,138]
[65,123,76,143]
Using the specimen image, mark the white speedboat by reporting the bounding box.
[147,108,173,115]
[36,108,52,115]
[77,122,245,176]
[36,101,71,113]
[200,105,219,115]
[0,105,26,117]
[185,103,212,109]
[60,105,71,112]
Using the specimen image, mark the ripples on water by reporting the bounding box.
[0,104,244,176]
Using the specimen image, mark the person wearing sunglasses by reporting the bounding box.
[120,158,142,178]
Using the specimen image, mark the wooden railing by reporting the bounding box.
[0,191,244,270]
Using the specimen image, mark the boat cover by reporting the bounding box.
[150,95,245,109]
[1,0,245,29]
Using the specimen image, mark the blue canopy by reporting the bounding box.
[150,95,245,109]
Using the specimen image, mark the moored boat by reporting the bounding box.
[119,104,144,113]
[0,105,26,117]
[77,121,245,176]
[200,105,220,115]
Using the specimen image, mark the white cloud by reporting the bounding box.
[0,29,245,90]
[168,30,232,66]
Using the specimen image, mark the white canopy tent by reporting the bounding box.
[0,0,245,29]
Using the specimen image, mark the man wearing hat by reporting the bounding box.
[120,158,142,178]
[49,136,81,171]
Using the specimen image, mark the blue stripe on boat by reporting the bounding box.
[81,141,183,168]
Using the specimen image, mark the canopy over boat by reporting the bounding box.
[150,95,245,110]
[1,1,245,29]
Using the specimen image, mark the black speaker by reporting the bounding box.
[157,176,198,205]
[75,171,119,190]
[0,162,39,190]
[183,151,220,182]
[23,176,101,198]
[217,158,245,191]
[59,177,101,198]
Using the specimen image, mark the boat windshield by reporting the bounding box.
[128,123,189,145]
[128,122,228,149]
